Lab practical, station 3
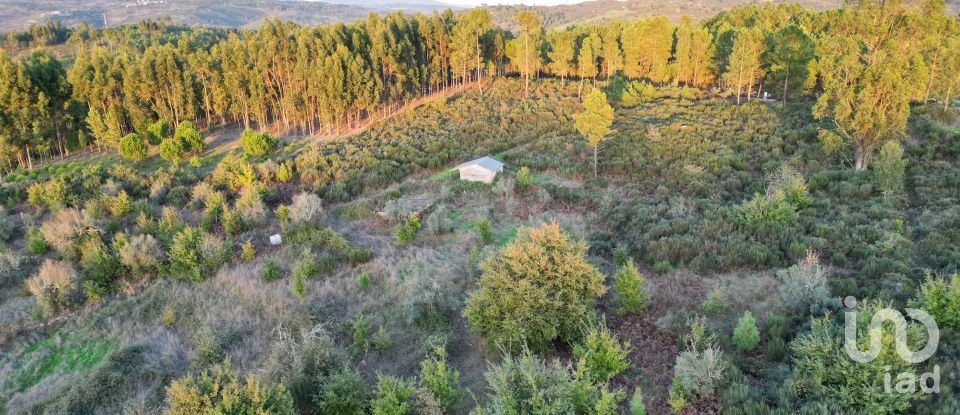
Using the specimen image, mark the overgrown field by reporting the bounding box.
[1,79,958,414]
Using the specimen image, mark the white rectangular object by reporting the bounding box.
[269,234,282,246]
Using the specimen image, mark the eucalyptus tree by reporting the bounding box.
[813,0,928,171]
[513,10,543,98]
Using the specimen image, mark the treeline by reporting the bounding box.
[0,0,957,171]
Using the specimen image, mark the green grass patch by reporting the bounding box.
[8,331,117,393]
[428,168,456,181]
[495,224,519,246]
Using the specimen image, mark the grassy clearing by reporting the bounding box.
[2,331,116,401]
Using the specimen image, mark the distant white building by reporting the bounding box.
[454,156,504,184]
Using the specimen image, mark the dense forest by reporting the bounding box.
[0,0,957,171]
[1,1,960,414]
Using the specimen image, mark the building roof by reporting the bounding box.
[455,156,504,172]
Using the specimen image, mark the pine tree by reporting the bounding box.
[573,89,614,177]
[514,11,542,98]
[723,27,766,104]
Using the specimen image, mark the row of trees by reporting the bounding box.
[0,0,957,170]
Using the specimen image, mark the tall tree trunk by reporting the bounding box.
[925,52,939,102]
[524,31,529,98]
[476,32,483,96]
[783,68,789,107]
[854,144,869,171]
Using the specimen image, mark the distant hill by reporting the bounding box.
[486,0,843,28]
[2,0,956,33]
[0,0,458,32]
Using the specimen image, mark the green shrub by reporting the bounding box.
[357,273,370,290]
[241,240,255,261]
[26,178,67,209]
[371,375,415,415]
[418,345,462,411]
[516,166,532,192]
[790,300,924,414]
[738,191,798,232]
[910,273,960,329]
[27,228,49,255]
[292,253,318,280]
[613,260,649,315]
[763,337,787,361]
[145,119,170,144]
[277,161,294,182]
[166,361,294,415]
[118,133,148,162]
[630,387,645,415]
[351,314,370,356]
[464,222,607,353]
[372,325,391,352]
[262,259,281,282]
[873,140,906,195]
[110,191,132,217]
[175,120,204,154]
[240,128,278,157]
[732,311,760,351]
[573,325,631,382]
[159,136,185,165]
[701,287,728,316]
[476,218,492,245]
[395,212,421,244]
[291,268,306,298]
[169,227,203,282]
[478,350,623,414]
[316,369,369,415]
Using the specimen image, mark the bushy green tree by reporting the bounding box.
[873,140,907,195]
[370,375,415,415]
[573,88,614,177]
[395,212,421,244]
[240,128,277,157]
[175,120,204,154]
[573,325,631,382]
[629,387,645,415]
[168,226,203,282]
[146,119,171,145]
[732,311,760,351]
[613,259,648,315]
[515,166,532,192]
[118,133,148,161]
[910,273,960,329]
[464,222,606,353]
[159,136,185,166]
[165,361,295,415]
[418,345,462,411]
[315,369,368,415]
[791,300,925,414]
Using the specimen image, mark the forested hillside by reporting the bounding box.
[0,0,959,414]
[0,0,454,33]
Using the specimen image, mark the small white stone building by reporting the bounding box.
[454,156,504,184]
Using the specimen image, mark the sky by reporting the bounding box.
[438,0,586,5]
